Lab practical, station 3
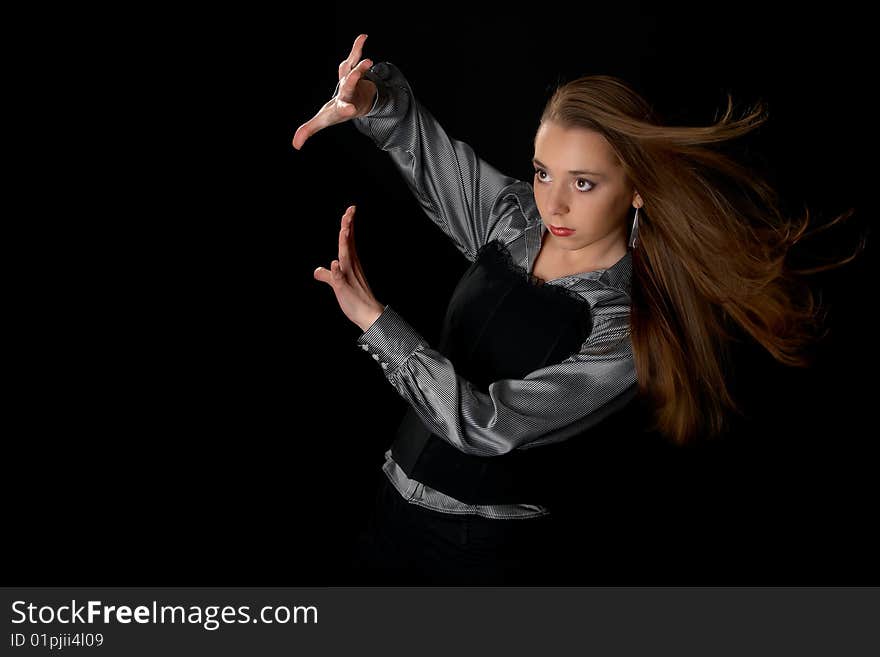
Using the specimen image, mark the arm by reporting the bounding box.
[356,304,638,457]
[347,61,525,260]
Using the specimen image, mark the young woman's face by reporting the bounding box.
[532,121,639,254]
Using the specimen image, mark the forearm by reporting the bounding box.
[356,304,639,456]
[350,62,522,260]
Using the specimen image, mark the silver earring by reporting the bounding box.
[628,206,640,249]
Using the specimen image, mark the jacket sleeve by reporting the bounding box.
[345,61,525,260]
[355,303,639,457]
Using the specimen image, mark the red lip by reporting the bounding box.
[549,224,575,235]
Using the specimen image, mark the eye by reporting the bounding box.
[533,167,594,192]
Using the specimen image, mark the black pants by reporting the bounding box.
[345,474,566,585]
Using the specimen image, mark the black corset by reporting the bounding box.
[390,239,647,509]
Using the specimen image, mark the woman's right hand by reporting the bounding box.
[291,34,377,150]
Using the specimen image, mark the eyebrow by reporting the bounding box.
[532,157,606,178]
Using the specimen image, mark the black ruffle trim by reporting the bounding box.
[474,238,593,310]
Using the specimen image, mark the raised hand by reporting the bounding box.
[313,205,385,332]
[292,34,378,150]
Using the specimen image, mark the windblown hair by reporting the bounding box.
[539,75,864,446]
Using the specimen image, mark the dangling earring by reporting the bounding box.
[628,206,640,249]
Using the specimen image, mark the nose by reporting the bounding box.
[547,186,570,216]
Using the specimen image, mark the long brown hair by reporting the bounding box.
[539,75,865,446]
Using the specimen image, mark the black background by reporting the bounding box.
[8,2,874,585]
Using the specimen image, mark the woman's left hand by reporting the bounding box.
[314,205,385,332]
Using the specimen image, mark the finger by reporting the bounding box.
[341,206,368,288]
[292,98,336,149]
[347,205,357,258]
[339,205,355,266]
[339,34,368,80]
[292,112,320,150]
[292,121,311,150]
[331,259,343,281]
[313,265,332,284]
[313,260,343,285]
[343,210,370,289]
[339,58,373,103]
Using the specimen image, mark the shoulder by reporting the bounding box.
[485,180,540,246]
[442,178,535,255]
[495,180,539,225]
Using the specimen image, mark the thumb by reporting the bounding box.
[313,266,332,284]
[293,123,310,150]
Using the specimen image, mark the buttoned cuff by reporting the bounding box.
[356,304,430,375]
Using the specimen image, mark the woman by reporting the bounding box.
[293,35,861,584]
